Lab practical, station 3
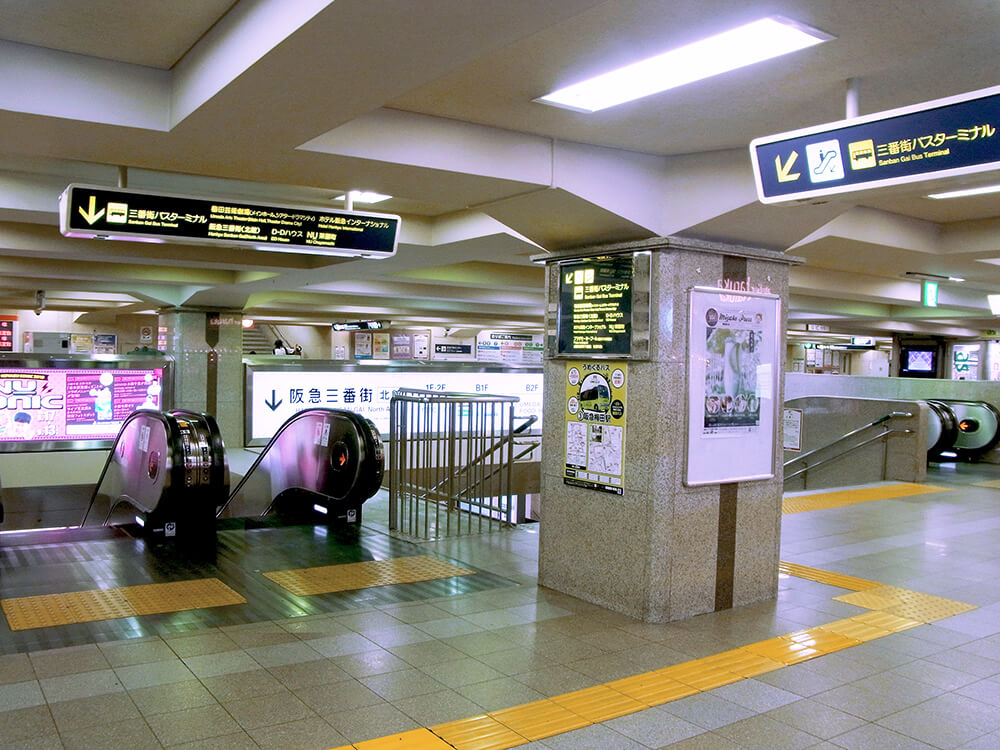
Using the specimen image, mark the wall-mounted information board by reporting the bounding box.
[59,184,400,258]
[555,253,651,358]
[245,363,542,444]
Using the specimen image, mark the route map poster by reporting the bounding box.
[563,360,627,495]
[686,287,780,486]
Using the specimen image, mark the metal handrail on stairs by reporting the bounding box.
[784,411,913,486]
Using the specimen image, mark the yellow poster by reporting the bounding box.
[563,361,627,494]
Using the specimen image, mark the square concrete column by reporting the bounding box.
[159,310,244,449]
[538,237,796,622]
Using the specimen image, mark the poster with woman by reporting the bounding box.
[686,287,780,486]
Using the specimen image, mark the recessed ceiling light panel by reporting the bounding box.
[928,183,1000,199]
[536,16,832,113]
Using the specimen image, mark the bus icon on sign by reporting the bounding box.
[848,139,877,170]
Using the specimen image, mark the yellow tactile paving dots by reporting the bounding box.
[0,577,245,631]
[782,482,949,514]
[263,555,476,596]
[835,583,978,622]
[325,557,980,750]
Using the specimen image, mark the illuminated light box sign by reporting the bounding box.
[246,367,543,444]
[0,367,164,442]
[59,184,400,258]
[557,256,634,356]
[751,84,1000,203]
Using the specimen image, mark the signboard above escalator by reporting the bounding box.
[59,184,400,258]
[750,85,1000,204]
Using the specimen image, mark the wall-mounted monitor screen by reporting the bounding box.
[900,347,938,377]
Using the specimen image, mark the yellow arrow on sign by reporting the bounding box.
[78,195,105,225]
[775,152,800,182]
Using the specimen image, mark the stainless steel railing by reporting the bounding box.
[784,411,913,487]
[388,388,537,539]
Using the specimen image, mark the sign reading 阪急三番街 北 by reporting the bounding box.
[59,184,400,258]
[750,84,1000,203]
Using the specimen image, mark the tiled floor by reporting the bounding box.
[1,463,1000,749]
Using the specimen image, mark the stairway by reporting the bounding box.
[242,325,274,355]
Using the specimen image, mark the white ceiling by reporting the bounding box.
[1,0,999,338]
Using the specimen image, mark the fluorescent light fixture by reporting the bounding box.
[988,294,1000,315]
[535,17,832,112]
[928,183,1000,199]
[135,515,146,527]
[334,190,391,204]
[313,503,328,515]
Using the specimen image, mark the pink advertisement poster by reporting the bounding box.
[0,367,164,442]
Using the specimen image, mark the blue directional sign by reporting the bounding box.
[750,85,1000,204]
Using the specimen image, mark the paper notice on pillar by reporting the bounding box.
[702,308,764,436]
[563,360,627,495]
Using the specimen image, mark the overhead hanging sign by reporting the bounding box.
[750,85,1000,204]
[59,184,400,258]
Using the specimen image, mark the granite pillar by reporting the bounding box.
[159,309,244,450]
[538,237,796,622]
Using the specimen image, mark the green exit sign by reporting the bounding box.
[922,280,939,307]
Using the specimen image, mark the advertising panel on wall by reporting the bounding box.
[245,363,543,444]
[563,360,627,494]
[476,332,544,364]
[0,356,169,450]
[686,287,781,485]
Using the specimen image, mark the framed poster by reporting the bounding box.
[353,331,373,359]
[563,361,627,494]
[372,332,390,360]
[686,287,781,486]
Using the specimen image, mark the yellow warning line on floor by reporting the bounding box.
[782,482,949,514]
[972,479,1000,489]
[0,578,245,631]
[263,555,475,597]
[328,561,976,750]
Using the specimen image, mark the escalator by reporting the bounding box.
[219,408,383,527]
[80,409,227,544]
[68,406,381,542]
[926,399,1000,461]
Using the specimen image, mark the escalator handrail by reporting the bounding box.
[80,409,184,527]
[169,409,230,494]
[217,407,352,518]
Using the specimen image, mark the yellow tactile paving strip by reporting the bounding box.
[778,560,881,591]
[327,559,977,750]
[782,482,949,514]
[0,578,245,631]
[263,555,475,597]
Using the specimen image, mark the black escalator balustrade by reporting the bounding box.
[220,408,383,528]
[926,399,1000,461]
[81,409,229,544]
